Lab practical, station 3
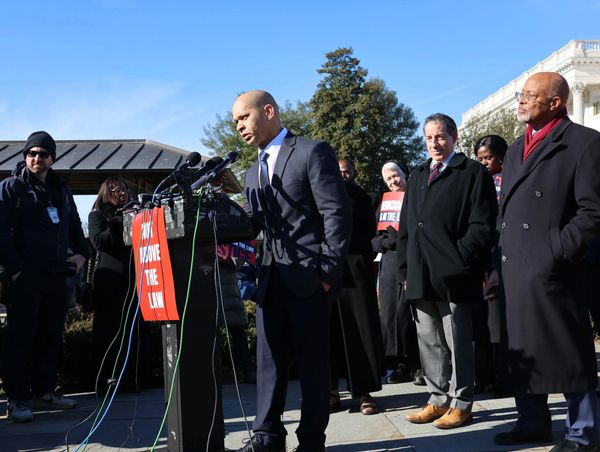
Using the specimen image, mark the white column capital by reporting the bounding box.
[572,82,586,94]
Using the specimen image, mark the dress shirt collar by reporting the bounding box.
[258,127,287,182]
[429,150,456,171]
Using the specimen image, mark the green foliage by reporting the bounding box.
[243,300,257,355]
[219,300,257,370]
[309,48,424,192]
[202,47,424,192]
[458,107,526,157]
[60,308,96,391]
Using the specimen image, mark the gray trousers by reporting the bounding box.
[413,299,474,411]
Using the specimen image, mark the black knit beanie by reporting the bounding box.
[22,131,56,161]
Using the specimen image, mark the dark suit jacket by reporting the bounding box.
[243,132,351,304]
[397,153,497,303]
[499,119,600,393]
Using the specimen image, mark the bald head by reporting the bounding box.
[517,72,569,129]
[530,72,569,103]
[232,90,283,149]
[236,90,280,115]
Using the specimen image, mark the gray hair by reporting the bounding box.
[381,161,406,182]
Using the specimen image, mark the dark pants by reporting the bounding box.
[0,270,67,401]
[92,269,146,391]
[229,325,250,374]
[253,267,333,449]
[516,391,599,445]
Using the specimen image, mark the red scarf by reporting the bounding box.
[523,107,568,161]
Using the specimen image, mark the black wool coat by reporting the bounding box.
[397,153,497,303]
[332,182,383,396]
[499,119,600,394]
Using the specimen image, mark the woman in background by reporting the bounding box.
[372,161,423,386]
[474,135,510,397]
[89,177,145,393]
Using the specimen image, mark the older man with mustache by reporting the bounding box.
[494,72,600,452]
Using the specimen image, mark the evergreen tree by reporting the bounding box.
[202,47,424,192]
[310,48,423,191]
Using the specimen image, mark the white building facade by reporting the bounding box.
[461,40,600,132]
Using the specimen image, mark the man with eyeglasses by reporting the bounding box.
[494,72,600,452]
[0,131,88,423]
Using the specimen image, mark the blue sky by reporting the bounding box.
[2,0,599,154]
[2,0,599,219]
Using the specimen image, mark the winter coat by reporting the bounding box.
[332,182,383,396]
[397,153,497,303]
[499,119,600,393]
[0,161,87,275]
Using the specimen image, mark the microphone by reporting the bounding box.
[155,151,202,193]
[191,151,239,190]
[162,155,224,194]
[190,156,223,183]
[116,199,141,214]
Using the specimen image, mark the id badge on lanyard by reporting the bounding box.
[47,206,60,224]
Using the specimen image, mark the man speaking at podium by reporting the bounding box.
[232,90,351,452]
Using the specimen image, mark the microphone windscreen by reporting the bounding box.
[226,151,239,163]
[204,155,224,169]
[185,151,202,167]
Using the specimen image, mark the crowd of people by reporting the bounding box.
[0,71,599,452]
[231,74,600,452]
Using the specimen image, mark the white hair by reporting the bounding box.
[381,161,406,182]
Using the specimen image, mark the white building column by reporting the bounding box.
[572,82,586,125]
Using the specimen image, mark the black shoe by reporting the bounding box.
[474,383,494,394]
[237,435,285,452]
[411,369,426,386]
[493,386,513,398]
[494,427,552,445]
[550,440,600,451]
[386,365,412,384]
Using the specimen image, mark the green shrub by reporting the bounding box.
[60,308,96,392]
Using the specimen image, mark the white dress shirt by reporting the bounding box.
[259,127,288,183]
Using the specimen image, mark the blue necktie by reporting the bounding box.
[259,151,270,190]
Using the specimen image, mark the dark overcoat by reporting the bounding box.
[499,119,600,394]
[372,208,416,361]
[397,153,497,303]
[331,182,383,396]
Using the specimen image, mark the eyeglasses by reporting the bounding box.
[26,150,51,159]
[516,91,545,102]
[110,187,128,194]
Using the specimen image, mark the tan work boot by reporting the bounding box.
[432,407,472,429]
[405,403,448,424]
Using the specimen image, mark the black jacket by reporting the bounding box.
[397,153,497,303]
[88,205,130,276]
[0,161,87,275]
[243,132,351,304]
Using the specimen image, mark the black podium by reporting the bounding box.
[124,192,254,451]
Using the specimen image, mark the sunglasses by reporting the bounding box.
[26,150,51,159]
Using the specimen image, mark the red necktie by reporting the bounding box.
[428,162,443,185]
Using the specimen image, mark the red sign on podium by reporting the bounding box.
[377,191,404,231]
[131,207,179,321]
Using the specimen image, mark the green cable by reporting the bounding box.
[150,190,204,451]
